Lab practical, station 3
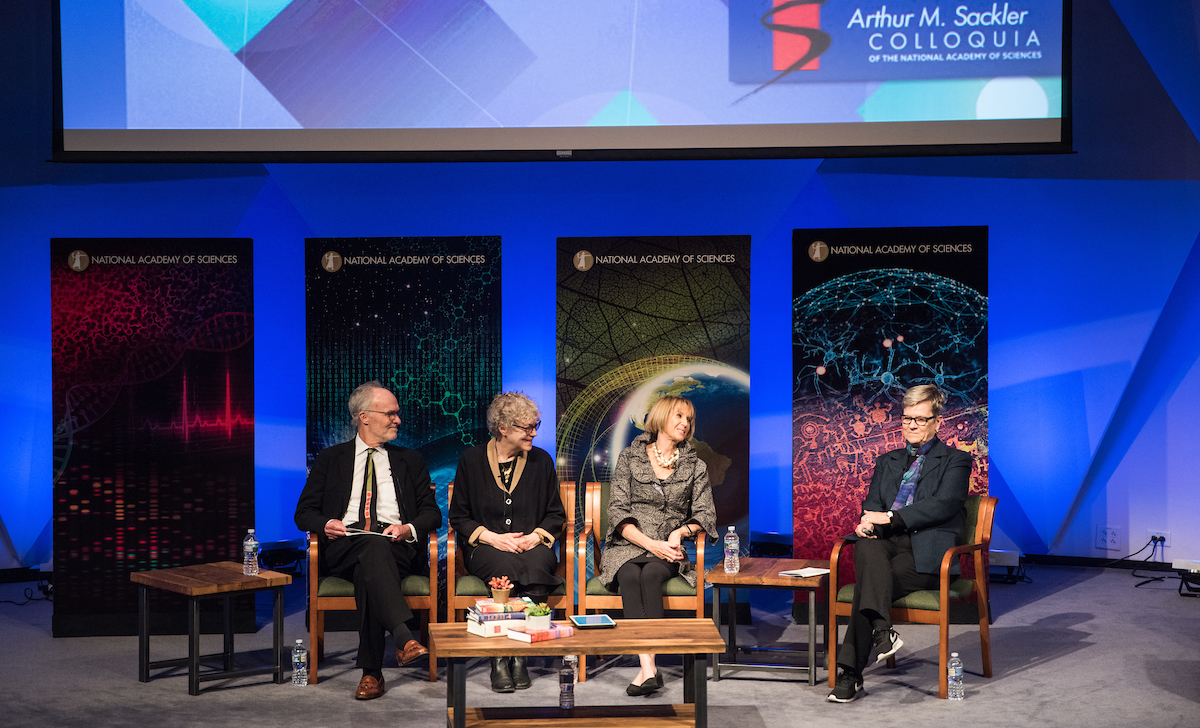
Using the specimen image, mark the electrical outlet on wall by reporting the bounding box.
[1096,526,1120,550]
[1147,530,1171,548]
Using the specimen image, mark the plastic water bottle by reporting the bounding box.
[559,654,577,709]
[723,526,740,573]
[947,652,964,700]
[242,529,259,576]
[292,639,308,686]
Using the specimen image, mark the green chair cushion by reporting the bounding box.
[317,576,354,598]
[453,574,568,597]
[317,574,430,598]
[455,575,489,597]
[835,579,974,609]
[663,576,698,597]
[586,576,617,597]
[402,575,432,597]
[586,575,695,597]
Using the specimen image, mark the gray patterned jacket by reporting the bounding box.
[598,432,718,589]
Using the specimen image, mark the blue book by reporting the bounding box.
[467,609,526,623]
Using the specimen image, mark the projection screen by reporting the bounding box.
[55,0,1070,161]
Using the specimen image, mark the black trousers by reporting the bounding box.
[324,534,416,671]
[836,533,939,674]
[616,557,679,619]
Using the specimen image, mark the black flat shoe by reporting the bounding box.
[626,671,662,696]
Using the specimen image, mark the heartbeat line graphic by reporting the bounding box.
[137,370,253,444]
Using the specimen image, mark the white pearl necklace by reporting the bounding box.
[651,442,679,468]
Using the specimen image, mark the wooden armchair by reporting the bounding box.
[828,494,996,698]
[446,480,577,621]
[575,480,706,681]
[306,486,439,683]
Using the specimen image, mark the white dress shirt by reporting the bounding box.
[331,435,415,541]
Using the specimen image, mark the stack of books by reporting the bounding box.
[465,597,531,638]
[506,622,574,643]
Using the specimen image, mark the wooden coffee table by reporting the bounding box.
[704,557,828,686]
[430,618,724,728]
[130,561,292,695]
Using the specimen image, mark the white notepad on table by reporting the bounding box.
[778,567,830,578]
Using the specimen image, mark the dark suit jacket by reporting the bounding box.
[294,440,442,545]
[862,438,971,574]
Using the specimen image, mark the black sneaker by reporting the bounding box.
[873,627,903,664]
[826,670,863,703]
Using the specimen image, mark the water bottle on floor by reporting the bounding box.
[723,526,740,573]
[242,529,259,576]
[559,654,577,709]
[947,652,964,700]
[292,639,308,686]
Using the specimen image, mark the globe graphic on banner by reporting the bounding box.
[610,362,750,485]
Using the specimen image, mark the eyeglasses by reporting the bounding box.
[510,421,541,435]
[364,410,402,420]
[901,416,935,426]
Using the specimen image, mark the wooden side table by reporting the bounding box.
[704,557,828,686]
[130,561,292,695]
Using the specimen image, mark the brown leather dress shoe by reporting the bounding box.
[354,674,385,700]
[397,639,429,666]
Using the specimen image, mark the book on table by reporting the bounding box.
[467,619,519,638]
[467,608,526,623]
[473,597,533,613]
[506,622,574,643]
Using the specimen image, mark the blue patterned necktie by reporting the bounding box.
[891,439,935,511]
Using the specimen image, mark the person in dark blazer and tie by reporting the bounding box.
[295,381,442,700]
[827,384,970,703]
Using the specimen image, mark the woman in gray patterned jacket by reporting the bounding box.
[598,395,717,696]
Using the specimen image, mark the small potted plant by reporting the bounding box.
[488,575,513,603]
[525,602,552,631]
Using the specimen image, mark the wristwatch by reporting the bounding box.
[886,510,895,521]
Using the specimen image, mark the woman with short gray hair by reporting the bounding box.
[450,392,565,693]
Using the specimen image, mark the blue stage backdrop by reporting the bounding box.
[51,238,255,636]
[557,235,751,577]
[791,227,989,562]
[304,236,502,565]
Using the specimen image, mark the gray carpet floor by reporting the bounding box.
[2,564,1197,727]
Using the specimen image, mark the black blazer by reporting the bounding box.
[861,438,971,574]
[294,440,442,544]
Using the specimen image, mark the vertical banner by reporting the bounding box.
[792,227,988,561]
[305,237,501,543]
[51,239,255,636]
[557,235,751,570]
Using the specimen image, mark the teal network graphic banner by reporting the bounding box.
[557,236,751,546]
[791,227,988,561]
[304,237,501,509]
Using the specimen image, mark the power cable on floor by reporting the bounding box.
[0,578,52,606]
[1131,539,1178,589]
